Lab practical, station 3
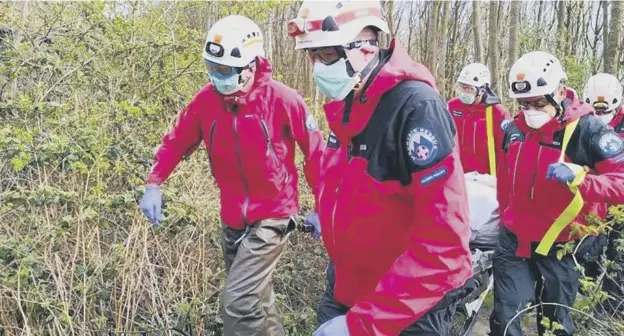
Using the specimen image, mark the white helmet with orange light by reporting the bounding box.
[508,51,567,99]
[457,63,491,88]
[583,73,622,113]
[287,1,389,50]
[203,15,265,68]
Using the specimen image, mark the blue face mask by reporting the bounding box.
[209,70,241,95]
[312,58,360,101]
[459,92,476,105]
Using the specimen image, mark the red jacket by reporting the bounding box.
[447,98,511,176]
[608,106,624,139]
[317,40,472,335]
[147,57,325,229]
[497,98,624,257]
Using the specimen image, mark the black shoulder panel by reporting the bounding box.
[350,80,453,185]
[501,120,525,152]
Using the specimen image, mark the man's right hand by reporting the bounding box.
[303,212,322,239]
[139,185,163,225]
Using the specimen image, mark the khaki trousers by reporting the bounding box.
[220,218,295,336]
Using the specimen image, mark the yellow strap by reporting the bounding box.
[535,118,585,256]
[485,106,496,177]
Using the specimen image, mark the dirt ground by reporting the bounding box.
[468,306,539,336]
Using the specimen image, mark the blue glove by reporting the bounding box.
[546,163,578,184]
[304,212,322,239]
[313,315,349,336]
[139,186,163,225]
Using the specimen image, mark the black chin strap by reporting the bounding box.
[341,52,384,125]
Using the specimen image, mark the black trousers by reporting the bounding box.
[489,227,602,336]
[317,262,467,335]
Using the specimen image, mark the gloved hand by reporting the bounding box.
[139,185,163,225]
[312,315,349,336]
[546,163,582,184]
[302,212,322,239]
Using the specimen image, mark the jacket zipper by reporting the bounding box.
[208,120,217,178]
[233,115,250,224]
[259,119,289,184]
[511,142,523,195]
[530,146,543,200]
[331,144,352,245]
[461,119,467,148]
[472,121,477,155]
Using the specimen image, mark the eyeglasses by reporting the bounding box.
[455,83,478,96]
[203,59,252,76]
[305,39,378,65]
[517,98,551,110]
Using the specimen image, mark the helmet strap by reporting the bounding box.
[546,94,564,119]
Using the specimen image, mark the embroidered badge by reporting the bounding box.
[406,127,439,165]
[306,114,318,131]
[598,132,624,156]
[501,119,512,131]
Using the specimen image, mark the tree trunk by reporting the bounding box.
[487,1,499,93]
[605,0,622,73]
[536,0,544,49]
[427,1,441,77]
[508,1,520,70]
[438,0,450,96]
[473,0,484,63]
[556,0,566,55]
[602,0,610,72]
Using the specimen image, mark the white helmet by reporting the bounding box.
[508,51,567,99]
[457,63,491,88]
[287,0,389,50]
[583,73,623,112]
[203,15,265,68]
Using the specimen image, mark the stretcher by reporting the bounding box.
[455,172,500,336]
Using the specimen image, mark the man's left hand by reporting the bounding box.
[312,315,350,336]
[546,163,580,184]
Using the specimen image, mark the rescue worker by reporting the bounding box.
[138,15,325,336]
[584,73,624,131]
[287,1,473,334]
[582,73,624,316]
[447,63,512,177]
[490,51,624,336]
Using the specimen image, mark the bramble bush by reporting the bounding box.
[0,2,325,335]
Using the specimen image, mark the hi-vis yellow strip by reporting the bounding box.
[535,118,586,256]
[485,106,496,177]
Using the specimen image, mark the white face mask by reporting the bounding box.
[523,109,553,129]
[597,113,614,125]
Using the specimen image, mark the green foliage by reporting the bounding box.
[0,2,322,334]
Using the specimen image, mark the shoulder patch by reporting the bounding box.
[305,114,318,131]
[598,132,624,156]
[327,131,340,149]
[406,127,439,166]
[500,119,512,131]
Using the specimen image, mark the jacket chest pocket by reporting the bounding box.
[529,146,562,202]
[472,118,487,155]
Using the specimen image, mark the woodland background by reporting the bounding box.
[1,1,624,335]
